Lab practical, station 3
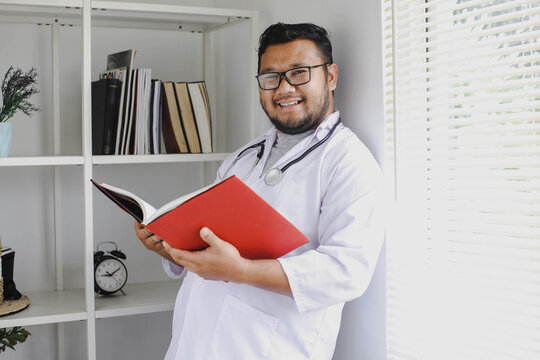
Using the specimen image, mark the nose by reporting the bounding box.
[276,74,296,92]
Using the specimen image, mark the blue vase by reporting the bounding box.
[0,122,12,157]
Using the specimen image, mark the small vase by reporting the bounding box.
[0,122,12,157]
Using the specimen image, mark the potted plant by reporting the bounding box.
[0,66,39,157]
[0,326,30,353]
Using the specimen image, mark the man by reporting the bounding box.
[135,22,383,360]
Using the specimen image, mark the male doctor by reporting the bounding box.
[135,22,383,360]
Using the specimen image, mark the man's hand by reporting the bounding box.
[162,227,249,282]
[134,221,174,262]
[162,227,293,296]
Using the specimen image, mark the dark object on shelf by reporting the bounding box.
[92,78,121,155]
[0,237,30,317]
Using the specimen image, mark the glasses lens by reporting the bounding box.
[258,73,280,90]
[285,67,310,86]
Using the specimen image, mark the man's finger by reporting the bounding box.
[163,241,196,265]
[199,227,220,246]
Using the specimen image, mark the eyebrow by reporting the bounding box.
[260,63,308,74]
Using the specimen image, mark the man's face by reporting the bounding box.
[258,39,338,134]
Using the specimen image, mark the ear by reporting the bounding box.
[327,63,338,92]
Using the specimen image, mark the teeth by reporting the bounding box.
[279,100,300,107]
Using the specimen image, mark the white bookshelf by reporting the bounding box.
[92,152,229,165]
[0,156,84,166]
[0,288,87,328]
[0,1,258,358]
[94,280,181,319]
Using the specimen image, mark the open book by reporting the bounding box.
[91,176,309,260]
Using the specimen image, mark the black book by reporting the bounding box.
[107,50,136,154]
[103,79,121,155]
[92,79,107,155]
[92,78,121,155]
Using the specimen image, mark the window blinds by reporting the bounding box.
[383,0,539,359]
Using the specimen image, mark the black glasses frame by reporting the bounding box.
[255,63,329,90]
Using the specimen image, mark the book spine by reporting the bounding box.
[161,82,181,153]
[174,82,201,153]
[103,79,121,155]
[91,79,107,155]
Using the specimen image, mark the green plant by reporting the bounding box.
[0,66,39,123]
[0,326,31,353]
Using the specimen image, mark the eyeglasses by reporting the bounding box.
[256,63,329,90]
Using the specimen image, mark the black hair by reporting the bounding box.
[257,23,333,73]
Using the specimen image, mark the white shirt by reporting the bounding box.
[162,111,384,360]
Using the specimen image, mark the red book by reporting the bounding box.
[91,176,309,260]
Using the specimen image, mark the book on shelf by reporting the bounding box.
[91,175,309,260]
[107,49,136,71]
[91,78,121,155]
[91,79,106,155]
[174,82,201,153]
[100,67,127,155]
[96,50,213,155]
[149,79,163,154]
[133,68,152,155]
[106,49,137,155]
[187,81,212,153]
[161,81,188,153]
[122,68,138,155]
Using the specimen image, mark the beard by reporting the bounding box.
[261,84,332,135]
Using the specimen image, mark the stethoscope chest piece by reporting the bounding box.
[264,168,282,186]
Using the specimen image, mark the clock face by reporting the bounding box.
[95,257,128,295]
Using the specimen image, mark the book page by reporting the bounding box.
[146,182,216,224]
[97,182,157,224]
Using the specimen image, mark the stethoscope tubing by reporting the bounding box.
[281,118,341,173]
[226,118,342,185]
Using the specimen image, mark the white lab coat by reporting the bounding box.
[162,112,384,360]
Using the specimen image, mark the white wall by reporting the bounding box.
[212,1,386,359]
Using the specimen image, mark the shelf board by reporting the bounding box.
[0,1,253,31]
[0,0,81,6]
[92,152,228,165]
[0,281,182,326]
[0,1,83,26]
[0,156,84,167]
[0,288,87,328]
[95,280,181,319]
[91,1,252,32]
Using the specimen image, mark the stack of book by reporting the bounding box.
[161,81,212,154]
[91,49,212,155]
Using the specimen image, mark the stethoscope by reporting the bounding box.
[225,118,342,186]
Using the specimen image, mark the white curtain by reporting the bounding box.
[383,0,539,358]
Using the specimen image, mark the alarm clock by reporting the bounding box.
[94,241,128,296]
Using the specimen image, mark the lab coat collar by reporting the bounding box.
[313,111,341,140]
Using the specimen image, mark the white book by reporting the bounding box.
[135,69,145,154]
[150,80,162,154]
[143,70,152,154]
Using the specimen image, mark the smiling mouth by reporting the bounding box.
[276,99,303,107]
